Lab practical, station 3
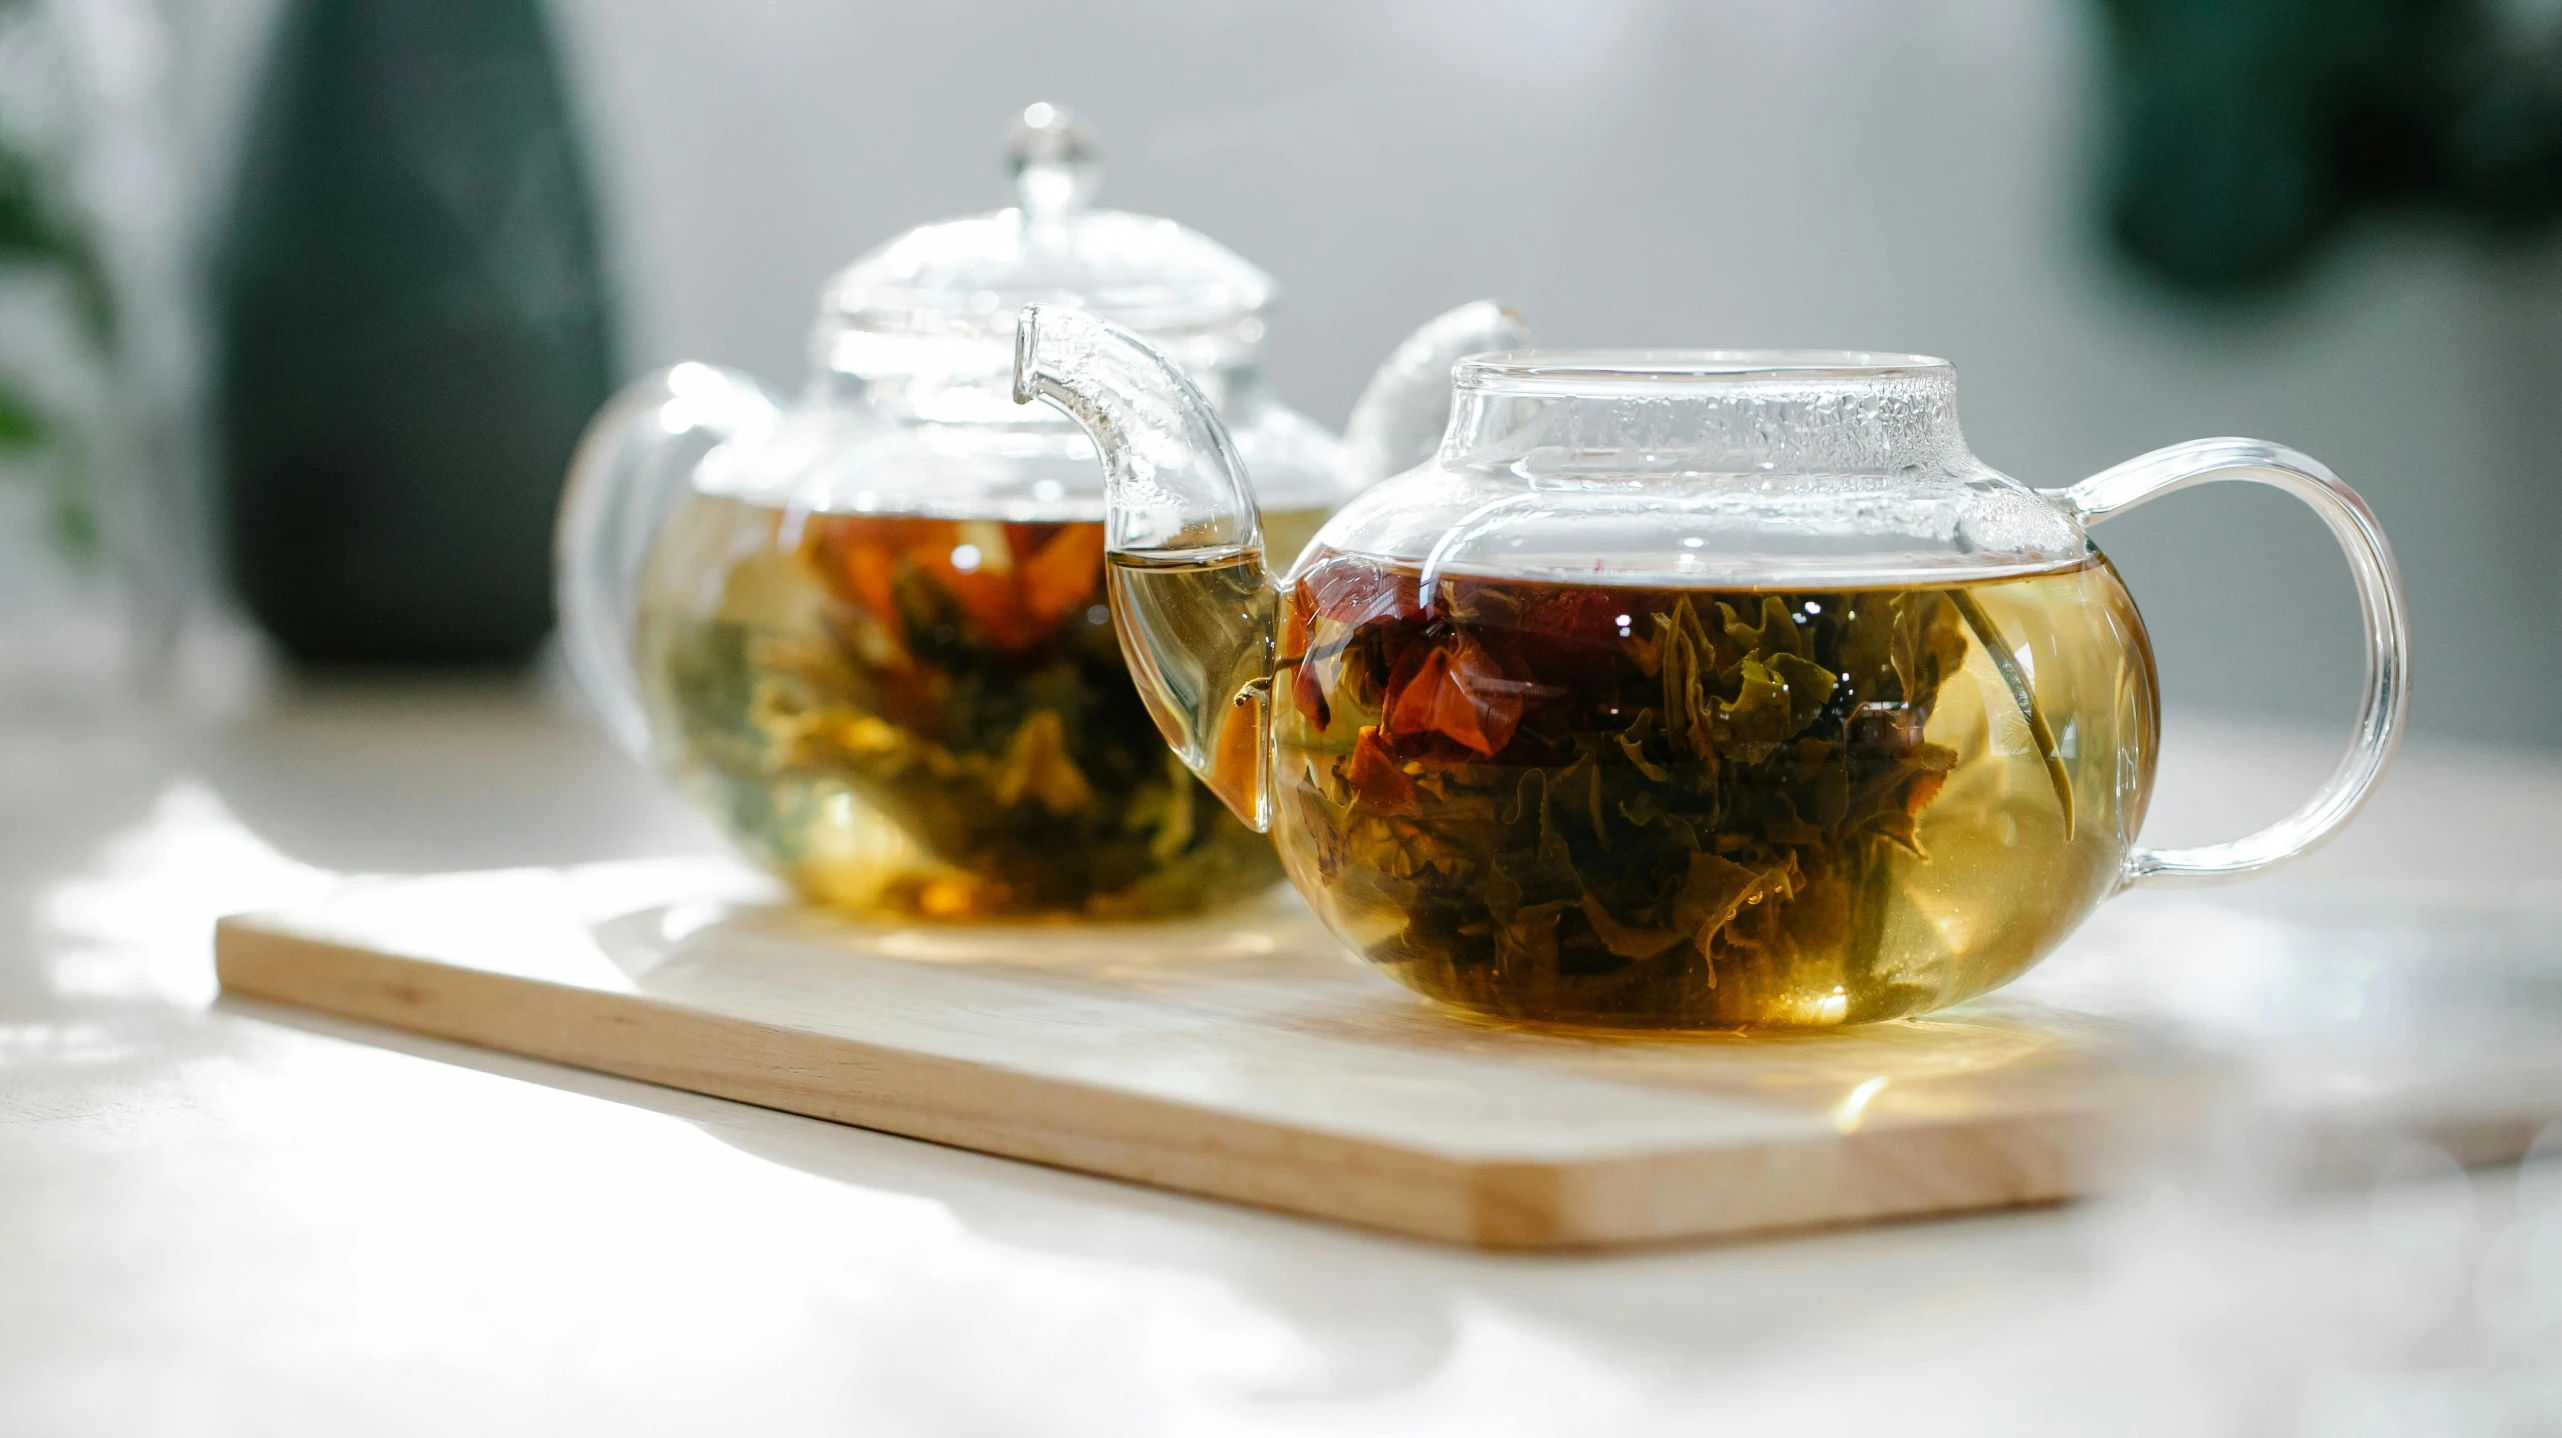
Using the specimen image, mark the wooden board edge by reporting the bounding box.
[214,915,1521,1245]
[1469,1111,2088,1250]
[213,913,2092,1250]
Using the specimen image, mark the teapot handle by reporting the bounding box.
[2049,438,2410,888]
[1342,300,1530,482]
[554,363,781,758]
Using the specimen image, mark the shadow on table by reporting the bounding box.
[218,991,2091,1399]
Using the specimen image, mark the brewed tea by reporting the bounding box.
[636,496,1324,919]
[1261,551,2159,1027]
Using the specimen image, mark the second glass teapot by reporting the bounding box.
[1016,307,2410,1029]
[557,106,1526,921]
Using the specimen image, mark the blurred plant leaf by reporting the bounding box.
[0,11,117,565]
[0,143,114,345]
[0,385,43,448]
[2097,0,2562,290]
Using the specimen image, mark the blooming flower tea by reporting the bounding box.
[636,495,1324,919]
[1256,550,2160,1027]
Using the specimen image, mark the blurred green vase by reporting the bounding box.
[217,0,613,664]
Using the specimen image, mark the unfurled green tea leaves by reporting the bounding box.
[1270,551,2158,1028]
[640,499,1317,920]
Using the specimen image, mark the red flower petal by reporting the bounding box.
[1017,524,1107,632]
[1290,659,1330,730]
[1344,726,1416,814]
[1383,635,1524,757]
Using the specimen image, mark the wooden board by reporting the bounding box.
[212,861,2548,1248]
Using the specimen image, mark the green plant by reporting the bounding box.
[0,1,115,560]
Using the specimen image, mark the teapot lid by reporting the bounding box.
[1306,350,2094,589]
[817,103,1272,351]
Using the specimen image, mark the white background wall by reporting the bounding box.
[177,0,2562,747]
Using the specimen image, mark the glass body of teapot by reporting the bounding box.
[556,105,1526,922]
[1017,310,2410,1029]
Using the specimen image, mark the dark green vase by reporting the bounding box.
[217,0,613,664]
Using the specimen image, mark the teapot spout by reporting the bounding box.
[1344,300,1530,481]
[1014,304,1280,830]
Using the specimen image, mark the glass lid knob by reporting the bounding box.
[1008,101,1099,224]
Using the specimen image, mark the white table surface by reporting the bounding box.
[6,674,2559,1436]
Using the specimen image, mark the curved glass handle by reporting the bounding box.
[1342,300,1530,482]
[2051,438,2410,888]
[554,362,781,757]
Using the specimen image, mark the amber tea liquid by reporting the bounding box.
[636,495,1324,920]
[1260,550,2159,1028]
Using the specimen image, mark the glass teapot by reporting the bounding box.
[556,105,1526,921]
[1015,307,2410,1029]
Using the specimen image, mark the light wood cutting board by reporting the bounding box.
[214,861,2552,1248]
